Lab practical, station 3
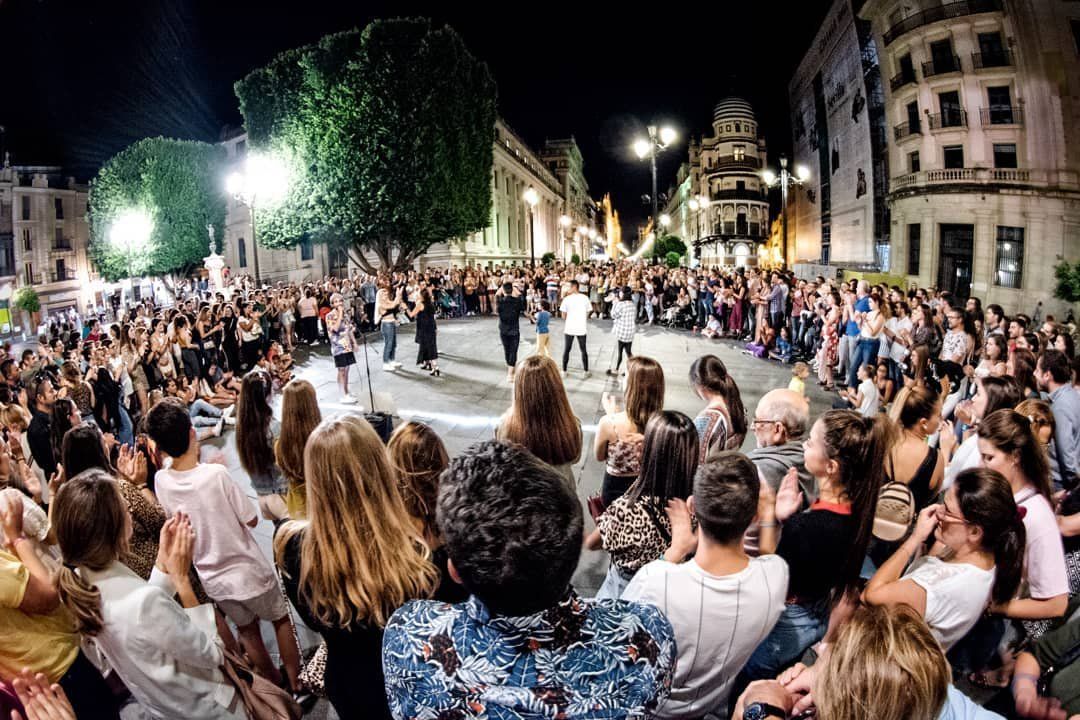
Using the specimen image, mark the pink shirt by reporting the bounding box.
[1016,488,1069,600]
[154,463,277,602]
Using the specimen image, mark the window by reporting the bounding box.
[944,145,964,169]
[55,258,66,281]
[736,180,746,192]
[54,227,65,248]
[733,145,745,161]
[929,39,957,73]
[726,125,732,133]
[21,197,29,221]
[899,53,914,78]
[21,229,31,251]
[938,91,963,126]
[994,226,1024,288]
[238,238,247,268]
[1071,19,1080,54]
[24,263,33,286]
[993,144,1017,168]
[54,198,63,220]
[907,224,921,275]
[734,122,741,133]
[977,32,1007,66]
[300,238,314,261]
[986,86,1014,123]
[909,151,921,172]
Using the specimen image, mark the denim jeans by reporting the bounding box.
[848,337,880,388]
[595,562,635,600]
[741,602,829,682]
[189,399,222,428]
[381,321,397,362]
[117,404,134,446]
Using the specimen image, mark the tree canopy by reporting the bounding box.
[89,137,227,281]
[234,18,498,272]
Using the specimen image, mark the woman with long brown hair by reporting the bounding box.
[235,371,287,520]
[689,354,748,459]
[274,379,321,519]
[496,355,582,488]
[273,416,438,720]
[593,356,665,506]
[51,471,243,719]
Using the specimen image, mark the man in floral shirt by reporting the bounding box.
[383,440,676,719]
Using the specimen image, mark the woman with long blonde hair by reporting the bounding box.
[274,380,321,519]
[496,355,582,488]
[273,416,437,720]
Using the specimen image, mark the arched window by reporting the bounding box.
[238,238,247,268]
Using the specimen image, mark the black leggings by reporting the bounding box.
[562,334,588,371]
[615,340,633,370]
[59,650,120,719]
[500,333,520,368]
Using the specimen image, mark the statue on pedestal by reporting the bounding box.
[203,224,226,292]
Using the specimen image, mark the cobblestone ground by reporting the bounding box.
[202,314,834,718]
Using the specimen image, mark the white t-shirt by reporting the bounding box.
[1016,489,1070,600]
[623,555,789,719]
[904,556,995,650]
[858,378,880,416]
[559,293,592,336]
[154,462,278,603]
[944,433,981,490]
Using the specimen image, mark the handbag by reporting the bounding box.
[220,648,302,720]
[587,493,607,522]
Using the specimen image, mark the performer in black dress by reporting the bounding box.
[408,286,440,377]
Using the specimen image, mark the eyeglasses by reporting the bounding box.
[937,505,969,526]
[751,419,783,428]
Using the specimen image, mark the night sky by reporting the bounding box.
[2,0,833,229]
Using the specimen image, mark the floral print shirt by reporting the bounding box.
[382,588,676,719]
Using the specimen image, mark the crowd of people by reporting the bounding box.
[0,258,1077,720]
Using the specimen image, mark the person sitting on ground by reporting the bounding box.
[623,452,788,718]
[836,363,880,417]
[382,440,677,719]
[145,400,302,697]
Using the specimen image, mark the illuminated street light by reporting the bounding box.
[630,123,677,242]
[109,208,154,287]
[659,213,671,229]
[226,151,291,285]
[761,155,809,266]
[523,187,539,268]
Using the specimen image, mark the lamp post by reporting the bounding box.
[761,156,810,267]
[226,152,290,287]
[632,124,677,242]
[108,209,154,306]
[558,214,572,263]
[523,187,540,268]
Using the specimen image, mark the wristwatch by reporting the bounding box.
[743,702,787,720]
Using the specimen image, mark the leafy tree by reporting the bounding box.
[234,18,497,272]
[665,251,682,269]
[653,235,686,260]
[89,138,227,281]
[571,253,582,265]
[12,287,40,313]
[541,252,556,267]
[1054,261,1080,304]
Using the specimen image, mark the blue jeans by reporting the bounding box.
[741,602,829,682]
[848,338,879,388]
[595,562,635,600]
[189,399,222,428]
[117,404,134,446]
[381,321,397,362]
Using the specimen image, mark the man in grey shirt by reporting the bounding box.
[1039,350,1080,490]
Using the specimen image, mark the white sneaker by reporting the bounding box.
[222,404,235,419]
[223,415,236,426]
[583,371,591,379]
[392,361,403,369]
[383,364,396,371]
[340,395,358,404]
[561,370,568,379]
[212,419,224,437]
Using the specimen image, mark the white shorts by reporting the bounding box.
[217,585,290,627]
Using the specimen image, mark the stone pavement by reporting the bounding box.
[201,313,833,716]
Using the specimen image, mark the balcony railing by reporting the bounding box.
[890,69,918,92]
[883,0,1003,45]
[922,55,962,77]
[894,120,922,140]
[709,188,768,202]
[979,106,1023,126]
[889,167,1068,192]
[50,270,77,282]
[23,274,43,286]
[705,156,762,172]
[52,240,73,251]
[927,110,968,130]
[972,50,1012,69]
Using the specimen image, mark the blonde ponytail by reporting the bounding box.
[55,565,104,636]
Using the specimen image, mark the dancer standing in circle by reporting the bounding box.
[496,281,524,383]
[376,279,404,372]
[408,284,441,377]
[560,280,591,378]
[327,293,358,404]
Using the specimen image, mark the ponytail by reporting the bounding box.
[55,565,104,636]
[991,519,1026,606]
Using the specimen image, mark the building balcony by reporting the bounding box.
[893,120,922,140]
[890,69,918,92]
[922,55,962,77]
[50,270,77,283]
[927,110,967,130]
[979,106,1023,126]
[52,240,73,251]
[882,0,1003,46]
[972,50,1012,69]
[889,167,1079,193]
[709,188,768,202]
[705,156,762,173]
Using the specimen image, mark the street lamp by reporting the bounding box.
[761,156,810,267]
[109,209,153,302]
[523,187,539,268]
[559,214,572,262]
[226,151,290,286]
[632,123,677,242]
[659,213,671,229]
